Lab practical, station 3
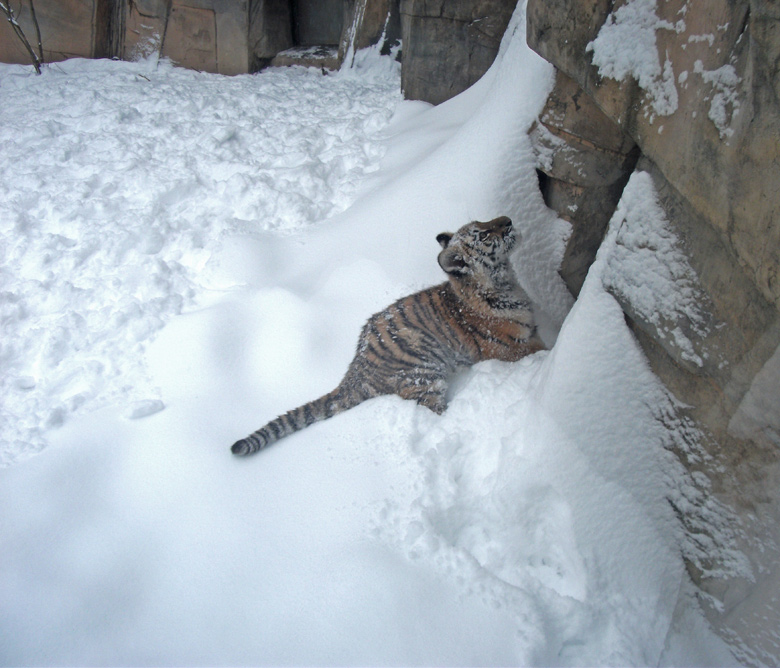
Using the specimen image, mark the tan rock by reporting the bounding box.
[161,3,218,73]
[123,0,167,61]
[528,0,780,661]
[400,0,518,104]
[0,0,106,65]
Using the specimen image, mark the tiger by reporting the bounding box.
[231,215,545,456]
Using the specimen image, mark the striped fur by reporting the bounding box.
[231,216,544,456]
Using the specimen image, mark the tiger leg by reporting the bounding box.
[416,390,447,415]
[397,375,448,415]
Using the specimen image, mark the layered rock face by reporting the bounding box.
[399,0,518,103]
[527,0,780,662]
[0,0,406,75]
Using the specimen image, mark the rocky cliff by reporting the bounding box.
[399,0,517,103]
[526,0,780,663]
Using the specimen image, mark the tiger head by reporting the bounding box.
[436,216,516,280]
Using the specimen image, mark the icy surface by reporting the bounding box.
[1,5,739,666]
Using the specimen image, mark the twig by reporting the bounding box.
[0,0,43,74]
[28,0,43,65]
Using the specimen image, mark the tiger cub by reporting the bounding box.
[231,216,544,456]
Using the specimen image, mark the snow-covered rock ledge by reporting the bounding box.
[528,0,780,662]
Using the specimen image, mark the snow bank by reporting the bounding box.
[1,4,737,666]
[0,54,400,465]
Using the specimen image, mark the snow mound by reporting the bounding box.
[0,5,739,666]
[0,55,400,464]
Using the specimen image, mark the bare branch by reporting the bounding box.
[0,0,43,74]
[29,0,43,65]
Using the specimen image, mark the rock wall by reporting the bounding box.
[120,0,251,75]
[339,0,400,64]
[399,0,518,104]
[0,0,111,64]
[1,0,501,96]
[530,71,639,294]
[0,0,250,74]
[249,0,293,69]
[1,0,402,74]
[527,0,780,663]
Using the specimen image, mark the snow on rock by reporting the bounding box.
[587,0,684,118]
[0,4,739,666]
[693,59,742,140]
[602,170,711,368]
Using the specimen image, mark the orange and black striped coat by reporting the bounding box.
[232,216,544,456]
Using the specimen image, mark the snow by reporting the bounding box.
[693,60,741,139]
[587,0,683,118]
[0,52,400,464]
[1,4,740,666]
[602,171,711,368]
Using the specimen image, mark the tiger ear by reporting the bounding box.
[436,232,453,249]
[438,250,468,275]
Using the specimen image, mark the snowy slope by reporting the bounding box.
[0,51,401,465]
[1,5,738,666]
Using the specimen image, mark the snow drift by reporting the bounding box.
[0,4,738,666]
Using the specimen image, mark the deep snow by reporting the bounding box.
[1,4,742,666]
